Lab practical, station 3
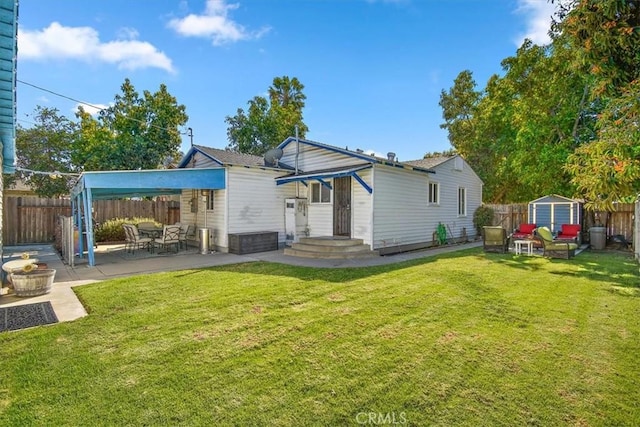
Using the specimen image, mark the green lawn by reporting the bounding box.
[1,248,639,426]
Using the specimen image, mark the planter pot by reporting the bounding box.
[10,269,56,297]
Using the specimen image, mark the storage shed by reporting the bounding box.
[528,194,582,233]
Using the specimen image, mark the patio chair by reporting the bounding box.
[482,226,508,253]
[179,224,197,250]
[124,224,153,254]
[154,225,181,253]
[536,226,578,259]
[123,224,134,253]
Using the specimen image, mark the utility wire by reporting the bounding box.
[17,79,191,136]
[15,167,80,177]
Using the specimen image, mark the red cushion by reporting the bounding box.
[518,223,537,234]
[559,224,580,237]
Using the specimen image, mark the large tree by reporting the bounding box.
[4,107,79,197]
[440,40,590,202]
[73,78,188,171]
[226,76,308,155]
[555,0,640,210]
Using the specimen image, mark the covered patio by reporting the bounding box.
[70,168,225,266]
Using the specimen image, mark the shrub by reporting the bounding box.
[94,217,159,243]
[473,205,495,235]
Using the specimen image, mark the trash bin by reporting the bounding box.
[589,226,606,250]
[199,228,210,254]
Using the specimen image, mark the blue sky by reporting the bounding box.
[16,0,557,162]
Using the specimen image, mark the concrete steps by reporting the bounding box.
[284,236,378,259]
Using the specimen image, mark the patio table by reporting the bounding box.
[514,239,535,256]
[138,226,163,239]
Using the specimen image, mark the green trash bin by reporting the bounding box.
[589,226,606,250]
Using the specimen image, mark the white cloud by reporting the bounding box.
[116,27,140,40]
[514,0,558,46]
[18,22,175,73]
[167,0,270,45]
[73,102,109,116]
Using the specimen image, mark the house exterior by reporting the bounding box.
[177,145,296,251]
[179,139,483,255]
[0,0,18,261]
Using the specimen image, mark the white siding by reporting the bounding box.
[372,166,433,249]
[371,157,482,250]
[187,152,221,168]
[281,143,372,172]
[226,166,296,249]
[208,189,227,249]
[307,203,333,237]
[352,169,373,245]
[304,180,333,237]
[431,157,483,240]
[179,184,228,250]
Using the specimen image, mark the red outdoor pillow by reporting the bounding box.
[559,224,581,237]
[518,223,537,234]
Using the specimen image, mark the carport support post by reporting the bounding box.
[83,188,96,267]
[74,194,84,259]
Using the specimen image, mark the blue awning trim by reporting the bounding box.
[352,173,372,194]
[71,168,226,200]
[275,164,373,194]
[317,178,331,190]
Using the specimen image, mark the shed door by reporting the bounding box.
[333,177,351,236]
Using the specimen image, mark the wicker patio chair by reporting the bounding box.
[536,226,578,259]
[482,226,508,253]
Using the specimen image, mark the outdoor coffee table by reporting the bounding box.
[514,239,534,256]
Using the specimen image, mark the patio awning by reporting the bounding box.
[275,164,374,194]
[71,168,225,200]
[71,168,226,266]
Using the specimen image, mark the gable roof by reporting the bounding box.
[403,156,454,169]
[529,194,581,204]
[178,145,265,168]
[277,137,435,175]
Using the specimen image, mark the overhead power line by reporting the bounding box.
[17,79,191,137]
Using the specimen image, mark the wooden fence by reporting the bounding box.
[484,202,636,246]
[3,197,180,245]
[484,203,528,235]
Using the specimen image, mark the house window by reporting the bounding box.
[207,190,215,211]
[310,182,331,204]
[428,181,439,204]
[458,187,466,216]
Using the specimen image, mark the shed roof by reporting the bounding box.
[529,194,582,204]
